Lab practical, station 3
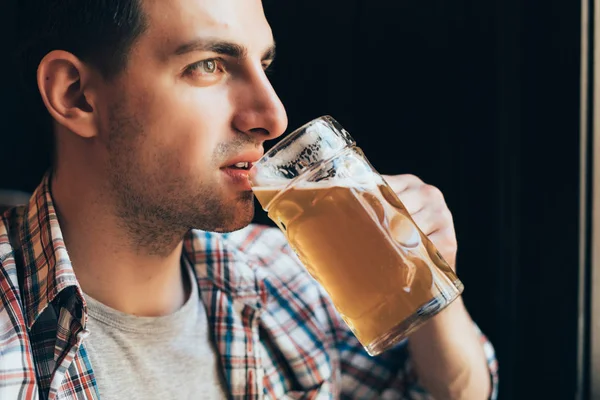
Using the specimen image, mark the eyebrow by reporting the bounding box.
[174,39,276,62]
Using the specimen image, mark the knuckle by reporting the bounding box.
[441,207,454,222]
[439,239,457,256]
[447,234,458,248]
[421,184,444,200]
[401,174,423,185]
[444,228,458,247]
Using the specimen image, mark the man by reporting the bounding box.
[0,0,497,399]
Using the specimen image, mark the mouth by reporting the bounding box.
[220,151,263,190]
[228,161,252,170]
[221,166,252,191]
[221,149,264,171]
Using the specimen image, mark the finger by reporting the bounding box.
[410,206,439,236]
[382,174,424,193]
[396,188,426,214]
[411,206,454,237]
[429,229,457,249]
[428,229,458,265]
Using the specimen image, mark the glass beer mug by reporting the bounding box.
[250,116,463,356]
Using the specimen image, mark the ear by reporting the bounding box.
[37,50,100,139]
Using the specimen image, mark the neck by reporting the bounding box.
[51,167,190,317]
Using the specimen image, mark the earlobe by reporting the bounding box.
[37,50,98,139]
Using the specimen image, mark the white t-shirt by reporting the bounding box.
[82,262,228,400]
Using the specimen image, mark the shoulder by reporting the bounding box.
[0,213,11,265]
[0,206,27,304]
[0,206,24,280]
[0,207,33,388]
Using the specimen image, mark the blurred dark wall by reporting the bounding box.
[1,1,52,193]
[0,1,585,399]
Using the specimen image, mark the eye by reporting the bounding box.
[262,61,274,74]
[185,59,224,77]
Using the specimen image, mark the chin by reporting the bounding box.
[211,201,255,233]
[212,219,253,233]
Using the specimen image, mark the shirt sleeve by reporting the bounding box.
[336,318,499,399]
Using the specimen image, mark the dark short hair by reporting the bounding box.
[14,0,148,167]
[17,0,148,84]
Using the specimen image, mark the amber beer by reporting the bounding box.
[254,181,461,351]
[250,116,463,355]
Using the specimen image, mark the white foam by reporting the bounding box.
[253,176,380,192]
[252,119,377,191]
[274,121,347,165]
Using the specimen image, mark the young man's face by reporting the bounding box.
[94,0,287,233]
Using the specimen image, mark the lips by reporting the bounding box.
[220,150,264,190]
[221,150,264,170]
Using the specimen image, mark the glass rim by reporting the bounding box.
[254,115,338,167]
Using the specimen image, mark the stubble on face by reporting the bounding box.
[103,95,257,256]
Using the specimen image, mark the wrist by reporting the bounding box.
[412,296,471,339]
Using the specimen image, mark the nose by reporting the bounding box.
[232,68,288,142]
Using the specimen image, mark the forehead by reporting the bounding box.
[142,0,273,53]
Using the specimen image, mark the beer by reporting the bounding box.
[250,115,464,355]
[254,181,462,350]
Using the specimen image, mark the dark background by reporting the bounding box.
[0,0,587,399]
[261,1,586,399]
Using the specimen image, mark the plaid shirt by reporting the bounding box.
[0,175,498,400]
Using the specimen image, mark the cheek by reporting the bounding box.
[135,84,233,174]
